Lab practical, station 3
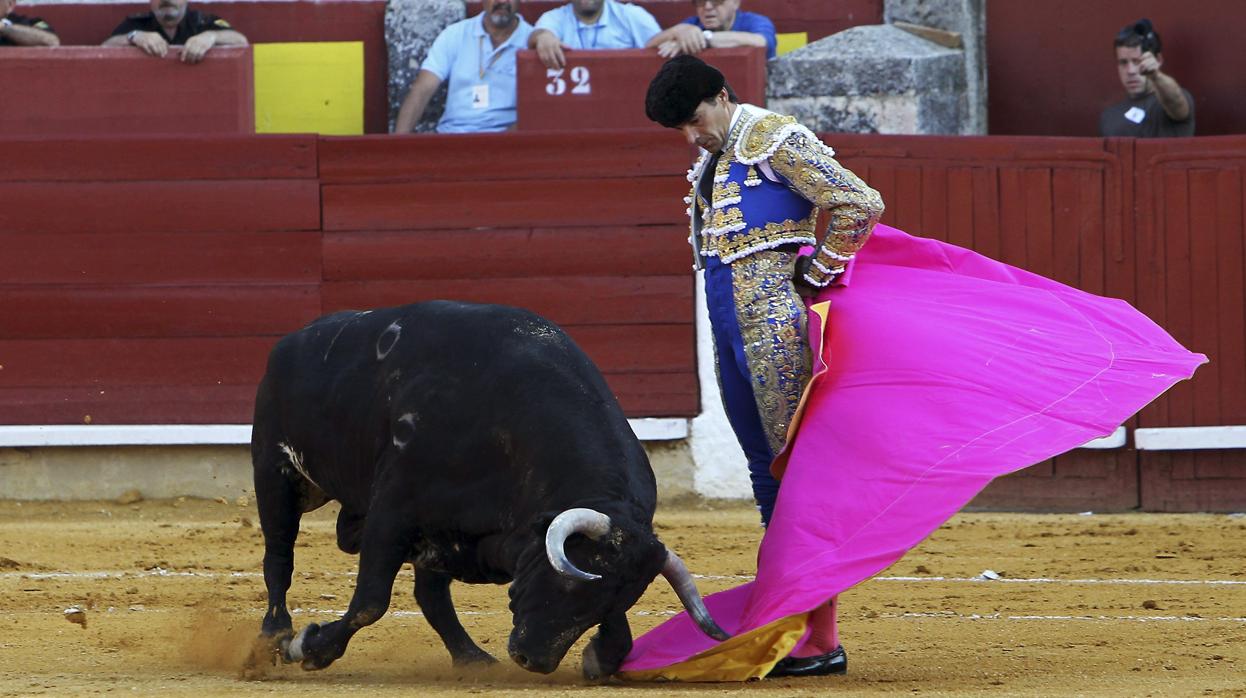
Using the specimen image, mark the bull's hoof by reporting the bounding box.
[581,641,619,682]
[452,649,498,668]
[286,622,330,670]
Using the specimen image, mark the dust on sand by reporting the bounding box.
[0,498,1243,696]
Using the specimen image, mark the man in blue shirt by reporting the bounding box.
[646,0,776,60]
[529,0,661,70]
[394,0,534,133]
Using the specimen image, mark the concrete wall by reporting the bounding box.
[885,0,986,135]
[0,442,697,502]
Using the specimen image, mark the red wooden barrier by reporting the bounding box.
[0,47,254,137]
[1133,136,1246,511]
[318,131,699,416]
[0,135,321,425]
[826,134,1143,511]
[28,1,390,134]
[25,0,879,137]
[988,0,1246,137]
[515,47,765,131]
[1,130,1243,509]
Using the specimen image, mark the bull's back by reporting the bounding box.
[254,302,634,505]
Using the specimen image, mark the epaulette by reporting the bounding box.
[735,112,804,165]
[727,111,827,165]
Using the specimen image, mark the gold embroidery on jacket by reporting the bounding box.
[738,113,800,162]
[767,130,884,285]
[731,251,812,456]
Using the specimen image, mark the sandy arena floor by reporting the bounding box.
[0,498,1242,697]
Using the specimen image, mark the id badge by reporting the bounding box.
[471,84,490,110]
[1124,106,1146,124]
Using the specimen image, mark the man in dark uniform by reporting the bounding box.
[1099,18,1194,138]
[102,0,247,64]
[0,0,60,46]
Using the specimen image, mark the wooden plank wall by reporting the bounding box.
[317,131,699,416]
[1133,137,1246,511]
[0,47,255,138]
[516,48,768,132]
[987,0,1245,137]
[829,135,1143,511]
[28,1,391,135]
[0,136,322,425]
[1,131,1242,509]
[0,131,698,425]
[29,0,882,135]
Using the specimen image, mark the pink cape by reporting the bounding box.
[621,224,1207,674]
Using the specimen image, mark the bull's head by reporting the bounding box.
[507,507,729,677]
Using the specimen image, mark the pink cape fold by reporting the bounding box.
[622,224,1206,673]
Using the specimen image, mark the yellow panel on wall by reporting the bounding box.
[776,32,808,57]
[254,42,363,135]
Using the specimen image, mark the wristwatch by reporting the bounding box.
[126,29,138,44]
[702,29,714,46]
[0,18,14,29]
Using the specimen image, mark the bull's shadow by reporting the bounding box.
[248,301,726,679]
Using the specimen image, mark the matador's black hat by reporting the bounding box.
[645,55,729,128]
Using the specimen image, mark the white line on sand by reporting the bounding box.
[6,569,1246,587]
[13,605,1246,624]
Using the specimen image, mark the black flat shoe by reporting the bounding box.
[767,645,847,678]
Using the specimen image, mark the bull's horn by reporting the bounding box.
[661,549,731,642]
[545,508,612,582]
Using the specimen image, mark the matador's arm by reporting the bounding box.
[767,131,884,288]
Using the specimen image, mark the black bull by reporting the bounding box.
[251,301,727,677]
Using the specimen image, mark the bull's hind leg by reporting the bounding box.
[414,569,497,667]
[286,465,414,670]
[251,420,327,663]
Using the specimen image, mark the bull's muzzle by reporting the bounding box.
[508,635,560,674]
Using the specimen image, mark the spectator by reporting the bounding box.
[394,0,533,134]
[102,0,247,65]
[0,0,60,47]
[1099,18,1193,137]
[530,0,660,70]
[647,0,775,60]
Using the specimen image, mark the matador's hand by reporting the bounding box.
[792,256,818,298]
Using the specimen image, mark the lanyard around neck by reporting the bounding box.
[477,34,506,80]
[577,22,603,49]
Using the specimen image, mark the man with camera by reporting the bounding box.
[1099,18,1194,137]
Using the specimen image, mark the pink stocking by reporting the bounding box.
[791,597,839,658]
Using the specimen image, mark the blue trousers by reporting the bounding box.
[704,251,811,526]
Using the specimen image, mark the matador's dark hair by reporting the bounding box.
[1114,18,1162,54]
[644,55,738,128]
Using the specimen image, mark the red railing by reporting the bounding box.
[2,131,1243,509]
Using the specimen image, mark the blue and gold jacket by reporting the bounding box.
[687,104,885,287]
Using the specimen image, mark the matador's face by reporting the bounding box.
[679,88,735,153]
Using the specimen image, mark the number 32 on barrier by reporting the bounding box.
[545,67,592,96]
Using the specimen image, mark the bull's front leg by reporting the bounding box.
[414,569,497,667]
[286,478,414,670]
[582,609,633,681]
